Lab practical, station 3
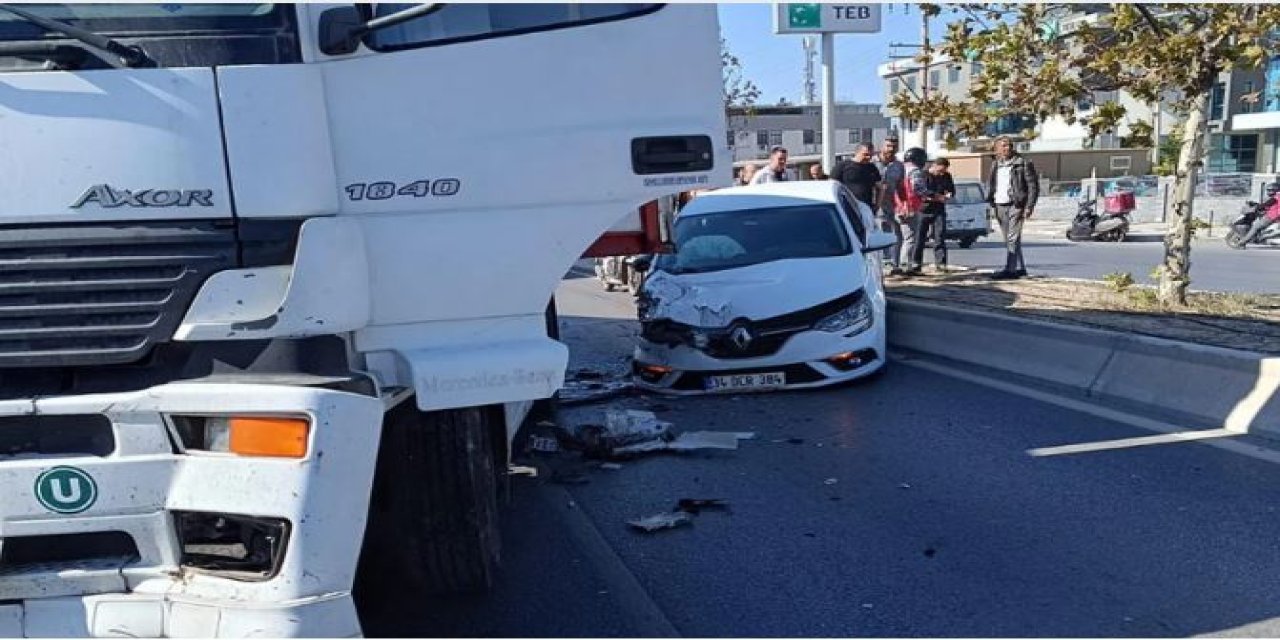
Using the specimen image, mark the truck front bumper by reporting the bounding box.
[0,382,384,638]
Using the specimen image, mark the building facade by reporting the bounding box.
[726,103,893,162]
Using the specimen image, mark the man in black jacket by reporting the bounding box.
[985,136,1040,279]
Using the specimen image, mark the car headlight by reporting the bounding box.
[813,296,873,334]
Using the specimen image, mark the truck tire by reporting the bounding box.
[358,402,502,596]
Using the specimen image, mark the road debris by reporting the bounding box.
[675,498,729,514]
[823,478,838,485]
[628,511,693,532]
[528,435,560,453]
[599,462,624,470]
[898,482,912,489]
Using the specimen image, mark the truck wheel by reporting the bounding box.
[358,402,502,596]
[958,236,977,249]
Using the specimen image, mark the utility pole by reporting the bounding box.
[916,6,931,151]
[821,32,835,173]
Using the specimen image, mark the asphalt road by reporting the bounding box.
[360,275,1280,638]
[946,234,1280,294]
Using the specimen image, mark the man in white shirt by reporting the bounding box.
[984,136,1040,279]
[750,146,790,184]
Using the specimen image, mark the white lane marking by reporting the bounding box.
[896,355,1280,466]
[1027,429,1239,458]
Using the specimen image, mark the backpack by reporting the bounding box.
[894,167,925,216]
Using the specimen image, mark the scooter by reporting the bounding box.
[594,255,647,293]
[1065,196,1131,242]
[1225,201,1280,248]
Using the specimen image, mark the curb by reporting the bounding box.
[887,297,1280,440]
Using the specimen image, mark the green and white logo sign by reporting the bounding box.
[34,466,98,514]
[787,3,822,29]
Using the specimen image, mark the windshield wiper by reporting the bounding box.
[0,4,151,68]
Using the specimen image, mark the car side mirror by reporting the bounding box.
[862,230,896,254]
[319,3,445,56]
[631,255,653,273]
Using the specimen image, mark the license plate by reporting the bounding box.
[705,372,786,391]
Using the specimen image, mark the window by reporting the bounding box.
[769,130,783,146]
[849,129,860,144]
[368,4,659,50]
[838,193,868,246]
[904,76,917,93]
[803,129,816,145]
[971,63,984,77]
[757,130,769,147]
[948,66,960,84]
[890,79,900,95]
[861,128,874,145]
[1207,134,1258,173]
[1242,80,1258,114]
[1210,82,1226,121]
[727,131,736,148]
[929,69,941,88]
[655,204,851,275]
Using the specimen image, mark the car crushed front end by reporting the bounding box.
[633,278,885,395]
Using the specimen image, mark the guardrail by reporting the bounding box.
[888,297,1280,441]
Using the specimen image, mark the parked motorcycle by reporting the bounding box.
[594,255,647,293]
[1225,201,1280,249]
[1065,194,1131,242]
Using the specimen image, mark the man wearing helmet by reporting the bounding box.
[985,136,1040,279]
[896,146,937,276]
[1239,182,1280,246]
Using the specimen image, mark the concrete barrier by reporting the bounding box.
[888,297,1280,440]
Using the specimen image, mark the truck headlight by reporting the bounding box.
[170,416,310,458]
[813,296,873,334]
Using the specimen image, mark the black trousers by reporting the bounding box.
[910,211,947,268]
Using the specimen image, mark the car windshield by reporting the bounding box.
[953,183,985,204]
[656,204,851,275]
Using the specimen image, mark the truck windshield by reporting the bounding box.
[0,4,279,37]
[0,4,297,68]
[657,205,852,275]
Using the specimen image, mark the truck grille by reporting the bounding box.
[0,223,236,367]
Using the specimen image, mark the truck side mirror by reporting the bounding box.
[318,6,364,56]
[319,4,446,57]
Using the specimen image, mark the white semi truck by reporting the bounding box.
[0,3,726,637]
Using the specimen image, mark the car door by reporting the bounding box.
[837,189,884,304]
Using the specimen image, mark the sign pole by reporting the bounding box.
[821,32,835,174]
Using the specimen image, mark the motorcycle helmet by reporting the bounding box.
[903,147,928,167]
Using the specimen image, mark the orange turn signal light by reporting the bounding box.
[640,364,673,374]
[228,417,310,458]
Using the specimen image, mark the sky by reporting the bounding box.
[717,2,948,106]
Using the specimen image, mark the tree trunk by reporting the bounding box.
[1158,90,1210,306]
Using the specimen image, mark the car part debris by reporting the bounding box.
[599,462,624,470]
[823,478,838,485]
[628,511,693,532]
[667,431,740,451]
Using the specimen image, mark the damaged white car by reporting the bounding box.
[633,181,895,394]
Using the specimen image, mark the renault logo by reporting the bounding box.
[729,326,754,350]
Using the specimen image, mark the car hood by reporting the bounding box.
[641,255,861,327]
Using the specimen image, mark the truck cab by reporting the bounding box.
[0,4,726,636]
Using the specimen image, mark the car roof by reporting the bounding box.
[679,182,843,218]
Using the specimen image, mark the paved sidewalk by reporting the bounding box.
[1020,219,1232,243]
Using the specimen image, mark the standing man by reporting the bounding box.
[986,136,1039,279]
[897,147,934,276]
[737,163,759,186]
[808,164,829,181]
[750,146,790,184]
[831,143,881,211]
[872,136,905,275]
[910,157,955,273]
